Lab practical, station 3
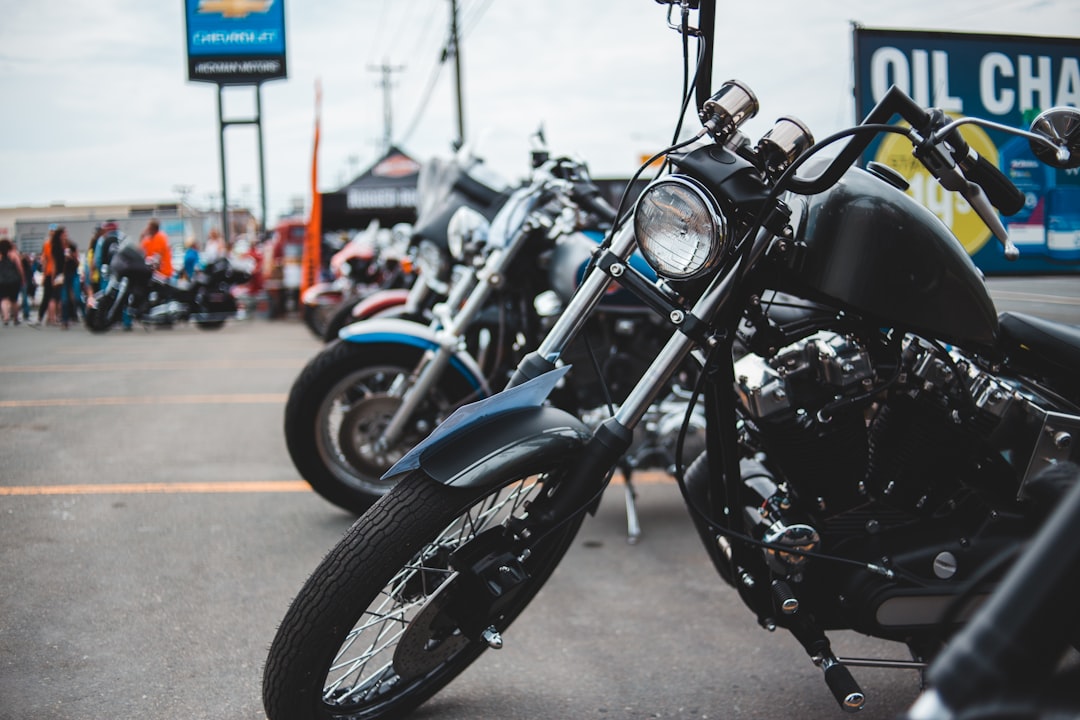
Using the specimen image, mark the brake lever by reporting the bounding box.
[940,164,1019,260]
[916,137,1020,261]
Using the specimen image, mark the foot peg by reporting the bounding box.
[817,654,865,712]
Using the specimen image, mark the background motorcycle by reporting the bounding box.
[263,3,1080,718]
[301,222,412,339]
[284,152,704,522]
[85,244,251,332]
[318,151,510,343]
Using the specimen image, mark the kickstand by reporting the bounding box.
[619,463,641,544]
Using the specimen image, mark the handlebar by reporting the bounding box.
[785,85,1025,259]
[570,183,618,224]
[942,129,1027,216]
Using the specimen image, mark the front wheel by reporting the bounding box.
[284,340,480,515]
[304,295,344,338]
[84,290,119,333]
[321,295,367,342]
[263,466,583,720]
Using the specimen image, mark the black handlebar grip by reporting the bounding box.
[963,151,1027,216]
[824,663,865,712]
[572,185,618,224]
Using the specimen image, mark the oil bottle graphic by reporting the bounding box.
[1047,168,1080,262]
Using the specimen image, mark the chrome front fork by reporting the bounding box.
[537,222,744,433]
[375,245,511,451]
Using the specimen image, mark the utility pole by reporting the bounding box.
[448,0,465,149]
[368,60,405,154]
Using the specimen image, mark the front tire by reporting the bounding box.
[284,340,480,515]
[84,291,118,333]
[305,297,343,339]
[321,295,366,342]
[263,466,583,720]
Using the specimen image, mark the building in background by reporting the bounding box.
[0,201,257,259]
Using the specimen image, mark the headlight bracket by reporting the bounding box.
[594,249,711,345]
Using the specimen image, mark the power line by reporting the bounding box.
[399,54,446,147]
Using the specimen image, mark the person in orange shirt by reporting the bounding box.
[33,225,68,326]
[140,219,173,278]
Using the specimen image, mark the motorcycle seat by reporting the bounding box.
[997,311,1080,388]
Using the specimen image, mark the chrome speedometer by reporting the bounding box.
[633,176,726,281]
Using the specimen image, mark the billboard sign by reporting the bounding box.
[853,27,1080,273]
[185,0,287,85]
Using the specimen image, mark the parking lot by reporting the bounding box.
[1,276,1078,719]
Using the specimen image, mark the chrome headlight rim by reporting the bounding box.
[633,175,727,282]
[415,239,449,280]
[446,206,490,262]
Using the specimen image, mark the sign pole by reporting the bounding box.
[217,84,231,245]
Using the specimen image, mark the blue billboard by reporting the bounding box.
[185,0,287,85]
[853,27,1080,273]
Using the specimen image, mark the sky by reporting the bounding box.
[1,0,1077,228]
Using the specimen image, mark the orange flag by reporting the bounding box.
[301,80,322,295]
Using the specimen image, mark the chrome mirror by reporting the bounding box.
[1029,107,1080,169]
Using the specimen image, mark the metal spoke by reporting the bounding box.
[318,475,549,707]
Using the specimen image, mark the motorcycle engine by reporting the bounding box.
[731,327,1080,635]
[735,330,1077,519]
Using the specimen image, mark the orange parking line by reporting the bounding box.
[0,481,311,496]
[1,475,673,496]
[0,394,287,408]
[0,360,305,374]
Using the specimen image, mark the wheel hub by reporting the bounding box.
[392,578,470,682]
[338,395,409,476]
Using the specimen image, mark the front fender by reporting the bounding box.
[383,366,590,488]
[339,317,488,394]
[301,282,341,307]
[422,406,590,488]
[349,288,411,321]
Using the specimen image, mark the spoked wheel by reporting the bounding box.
[284,341,479,515]
[263,466,583,720]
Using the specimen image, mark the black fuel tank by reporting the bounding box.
[780,167,998,348]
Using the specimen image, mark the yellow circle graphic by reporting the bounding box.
[873,120,999,255]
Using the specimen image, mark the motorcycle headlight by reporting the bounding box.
[446,206,490,261]
[633,176,727,281]
[416,240,449,279]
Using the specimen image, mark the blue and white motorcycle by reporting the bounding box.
[283,153,705,519]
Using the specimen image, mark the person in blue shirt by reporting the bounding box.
[180,236,200,282]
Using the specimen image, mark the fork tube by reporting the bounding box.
[378,231,525,448]
[614,254,744,430]
[533,223,638,363]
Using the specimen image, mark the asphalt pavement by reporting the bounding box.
[1,276,1077,720]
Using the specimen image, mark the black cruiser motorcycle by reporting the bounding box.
[85,244,251,332]
[263,2,1080,717]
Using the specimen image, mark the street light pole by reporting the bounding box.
[449,0,465,149]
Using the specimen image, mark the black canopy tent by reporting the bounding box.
[320,146,421,231]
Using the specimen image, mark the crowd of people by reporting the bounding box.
[0,219,229,330]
